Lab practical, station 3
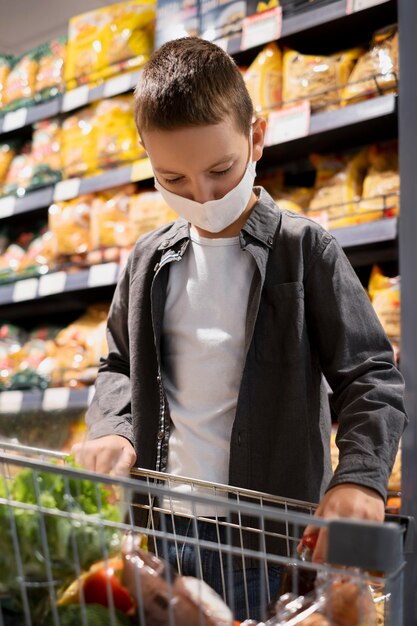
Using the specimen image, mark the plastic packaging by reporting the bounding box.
[244,42,283,116]
[128,191,177,240]
[4,51,39,108]
[368,265,400,340]
[35,38,66,99]
[0,55,12,109]
[357,142,399,222]
[48,195,93,256]
[61,105,98,178]
[31,118,62,187]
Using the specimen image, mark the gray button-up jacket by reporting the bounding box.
[86,187,407,507]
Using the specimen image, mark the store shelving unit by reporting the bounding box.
[0,0,415,621]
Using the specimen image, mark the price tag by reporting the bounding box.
[241,7,282,51]
[0,196,16,219]
[42,387,71,411]
[88,386,96,405]
[0,391,23,413]
[131,158,153,182]
[38,271,66,297]
[103,73,133,98]
[346,0,386,12]
[53,178,81,202]
[265,101,311,146]
[88,262,118,288]
[13,278,38,302]
[3,108,28,132]
[62,85,89,112]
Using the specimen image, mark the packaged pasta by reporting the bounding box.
[64,0,155,89]
[368,265,400,339]
[343,25,398,103]
[244,42,282,116]
[357,142,399,222]
[283,47,362,111]
[48,195,94,256]
[3,144,35,195]
[0,141,17,187]
[4,51,39,108]
[129,191,177,240]
[94,95,144,168]
[61,105,98,178]
[31,119,62,187]
[35,38,66,99]
[90,190,133,249]
[0,55,12,109]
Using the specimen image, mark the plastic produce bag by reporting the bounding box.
[244,42,283,115]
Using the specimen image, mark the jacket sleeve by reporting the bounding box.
[85,258,134,445]
[305,234,407,501]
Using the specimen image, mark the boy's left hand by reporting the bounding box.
[301,483,385,563]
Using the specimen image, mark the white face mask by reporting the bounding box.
[153,128,256,233]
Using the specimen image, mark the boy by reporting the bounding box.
[73,37,406,619]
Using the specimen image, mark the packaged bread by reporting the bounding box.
[308,150,368,228]
[357,142,399,222]
[48,195,94,256]
[343,25,398,103]
[31,119,62,187]
[368,265,400,339]
[283,47,363,111]
[35,38,66,99]
[129,191,177,240]
[244,42,282,115]
[61,105,98,178]
[94,95,144,168]
[4,52,39,107]
[0,55,12,109]
[64,0,155,89]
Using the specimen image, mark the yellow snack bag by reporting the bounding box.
[244,42,282,115]
[61,105,98,178]
[94,95,144,168]
[368,265,400,339]
[343,25,398,104]
[105,0,155,68]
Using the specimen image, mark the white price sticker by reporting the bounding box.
[241,7,282,51]
[88,386,96,405]
[62,85,89,112]
[38,271,67,297]
[347,0,386,13]
[131,158,153,182]
[103,73,133,98]
[265,101,311,146]
[3,108,28,132]
[0,391,23,413]
[88,262,118,288]
[13,278,38,302]
[42,387,71,411]
[53,178,81,202]
[0,196,16,219]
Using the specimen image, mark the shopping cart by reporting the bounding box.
[0,441,410,626]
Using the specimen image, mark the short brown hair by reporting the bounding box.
[134,37,253,135]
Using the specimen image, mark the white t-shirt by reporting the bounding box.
[161,228,256,514]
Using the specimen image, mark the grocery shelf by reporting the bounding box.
[331,216,397,248]
[0,157,153,221]
[0,70,142,136]
[0,386,94,414]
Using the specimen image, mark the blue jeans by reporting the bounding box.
[156,515,281,622]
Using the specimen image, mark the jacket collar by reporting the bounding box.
[157,186,281,251]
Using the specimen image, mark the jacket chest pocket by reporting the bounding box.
[254,281,305,365]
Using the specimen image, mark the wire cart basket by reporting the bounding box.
[0,441,411,626]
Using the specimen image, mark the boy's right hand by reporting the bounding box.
[72,435,137,476]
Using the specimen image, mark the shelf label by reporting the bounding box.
[131,157,153,182]
[13,278,39,302]
[53,178,81,202]
[103,73,133,98]
[88,262,118,288]
[42,387,71,411]
[241,7,282,51]
[62,85,89,112]
[346,0,386,12]
[0,391,23,413]
[3,108,28,132]
[38,271,67,297]
[265,101,311,146]
[0,196,16,219]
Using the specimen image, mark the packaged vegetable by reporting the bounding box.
[94,95,144,168]
[368,265,400,339]
[61,105,98,178]
[283,47,363,111]
[31,118,62,187]
[343,25,398,103]
[48,195,93,256]
[244,42,282,116]
[35,37,66,99]
[128,191,177,240]
[4,51,39,108]
[0,55,12,109]
[64,0,155,89]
